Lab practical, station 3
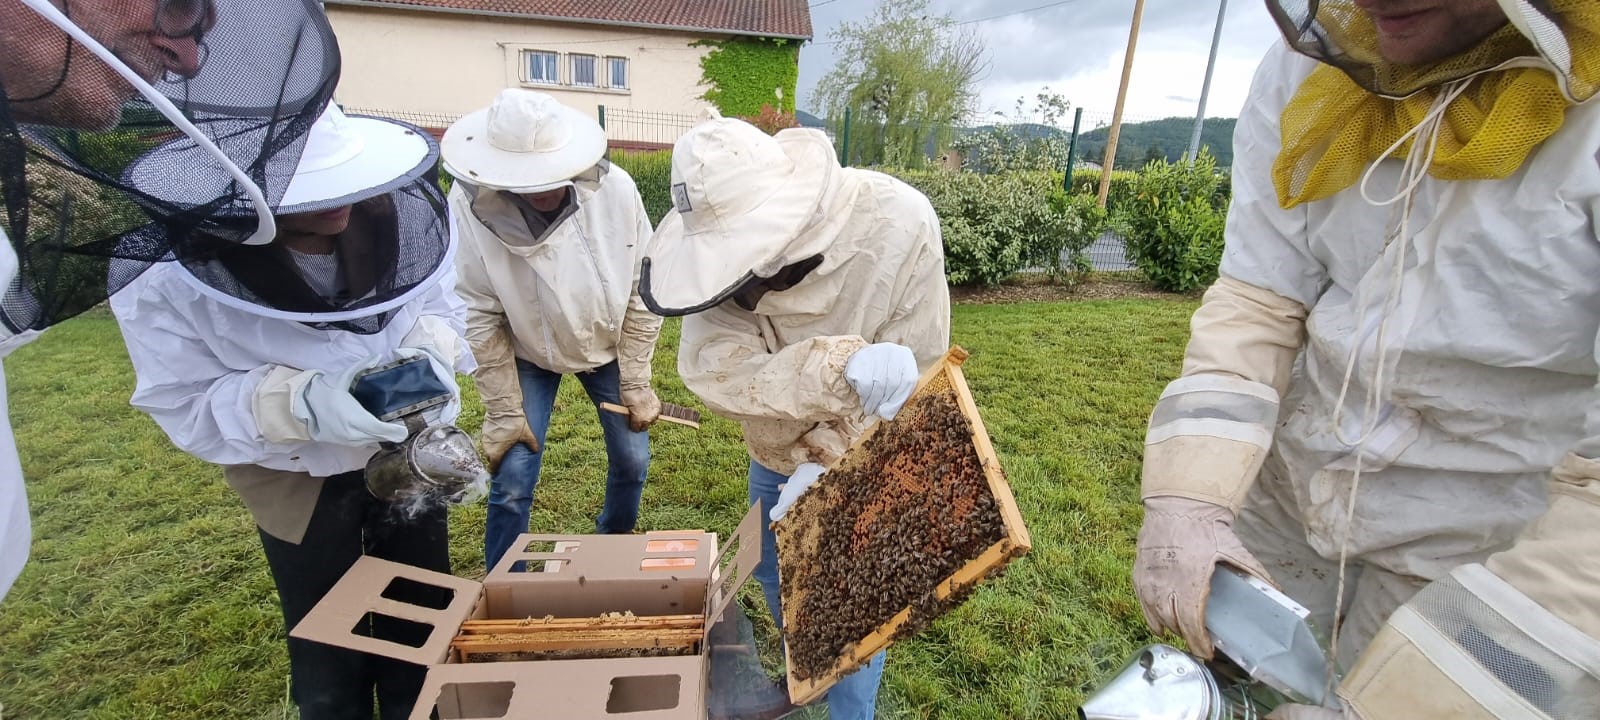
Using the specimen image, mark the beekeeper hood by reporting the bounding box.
[439,89,606,194]
[1267,0,1600,206]
[639,117,839,317]
[0,0,339,344]
[126,104,450,335]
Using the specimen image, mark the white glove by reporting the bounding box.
[769,463,827,522]
[293,357,409,446]
[844,343,919,420]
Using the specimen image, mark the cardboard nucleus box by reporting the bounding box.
[291,505,763,720]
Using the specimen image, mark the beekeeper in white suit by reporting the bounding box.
[0,0,340,601]
[1132,0,1600,717]
[112,103,472,719]
[441,89,663,571]
[641,115,950,720]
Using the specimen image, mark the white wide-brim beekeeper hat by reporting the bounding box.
[127,103,437,218]
[640,118,839,316]
[440,89,607,193]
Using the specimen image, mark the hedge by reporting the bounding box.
[1116,153,1230,292]
[610,150,673,224]
[886,169,1104,286]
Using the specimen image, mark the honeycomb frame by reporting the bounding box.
[774,346,1031,704]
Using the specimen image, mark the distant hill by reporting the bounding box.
[1078,116,1236,168]
[795,109,827,128]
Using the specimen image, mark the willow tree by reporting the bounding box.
[815,0,986,168]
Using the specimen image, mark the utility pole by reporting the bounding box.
[1187,0,1228,162]
[1098,0,1148,208]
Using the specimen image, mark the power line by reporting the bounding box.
[956,0,1092,26]
[810,0,842,6]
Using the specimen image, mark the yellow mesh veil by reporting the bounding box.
[1268,0,1600,208]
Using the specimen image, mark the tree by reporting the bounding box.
[815,0,987,168]
[952,88,1072,173]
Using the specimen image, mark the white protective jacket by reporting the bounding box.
[1146,42,1600,716]
[450,164,660,385]
[0,225,26,601]
[109,261,472,541]
[678,169,950,476]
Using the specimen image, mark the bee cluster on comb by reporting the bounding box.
[774,347,1030,704]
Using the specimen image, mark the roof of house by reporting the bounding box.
[325,0,813,40]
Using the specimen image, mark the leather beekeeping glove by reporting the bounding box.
[1134,495,1274,659]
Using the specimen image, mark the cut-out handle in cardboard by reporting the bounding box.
[290,556,482,666]
[411,658,703,720]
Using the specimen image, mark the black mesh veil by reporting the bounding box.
[137,110,452,336]
[172,161,452,336]
[0,0,340,337]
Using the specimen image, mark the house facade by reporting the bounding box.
[323,0,811,147]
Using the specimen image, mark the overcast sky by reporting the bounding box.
[797,0,1285,127]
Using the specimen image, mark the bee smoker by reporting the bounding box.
[350,355,490,507]
[1078,644,1278,720]
[1080,568,1334,720]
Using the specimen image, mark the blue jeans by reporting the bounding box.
[484,359,650,570]
[749,461,886,720]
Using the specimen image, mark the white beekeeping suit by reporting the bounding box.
[111,105,475,544]
[1135,0,1600,716]
[642,119,951,474]
[0,231,25,598]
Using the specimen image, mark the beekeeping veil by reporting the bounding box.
[1268,0,1598,101]
[127,104,451,335]
[1266,0,1600,207]
[0,0,340,344]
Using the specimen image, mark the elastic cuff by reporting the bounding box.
[825,336,871,394]
[253,365,317,443]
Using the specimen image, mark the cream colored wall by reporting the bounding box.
[325,5,718,140]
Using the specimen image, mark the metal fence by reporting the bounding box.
[343,105,705,151]
[343,108,460,138]
[599,107,699,150]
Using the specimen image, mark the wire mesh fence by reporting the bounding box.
[600,107,700,150]
[343,107,460,138]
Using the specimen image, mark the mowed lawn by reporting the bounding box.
[0,297,1198,720]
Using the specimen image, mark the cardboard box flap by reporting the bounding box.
[412,656,705,720]
[704,504,763,643]
[290,556,482,666]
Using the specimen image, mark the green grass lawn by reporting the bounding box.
[0,298,1198,719]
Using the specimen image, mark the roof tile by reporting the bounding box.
[341,0,813,39]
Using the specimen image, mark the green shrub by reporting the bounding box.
[1117,153,1229,292]
[1036,191,1108,282]
[610,150,674,224]
[1069,169,1139,214]
[887,169,1102,286]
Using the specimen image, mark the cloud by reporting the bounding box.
[798,0,1285,121]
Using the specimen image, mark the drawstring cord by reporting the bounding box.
[1323,77,1475,693]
